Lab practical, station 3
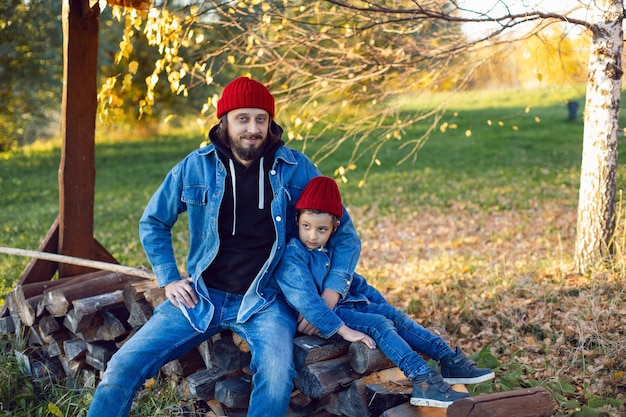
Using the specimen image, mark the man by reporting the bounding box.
[86,76,361,417]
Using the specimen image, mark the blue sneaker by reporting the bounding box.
[410,370,470,408]
[440,346,495,384]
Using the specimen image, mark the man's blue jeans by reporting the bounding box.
[86,289,297,417]
[335,301,454,381]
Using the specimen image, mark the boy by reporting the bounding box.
[274,176,495,408]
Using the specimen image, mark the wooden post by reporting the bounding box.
[58,0,100,277]
[1,0,118,302]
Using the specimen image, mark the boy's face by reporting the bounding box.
[297,211,338,250]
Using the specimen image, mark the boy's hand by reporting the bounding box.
[337,325,376,349]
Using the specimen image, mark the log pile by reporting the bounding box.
[1,270,558,417]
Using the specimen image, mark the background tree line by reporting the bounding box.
[0,0,589,152]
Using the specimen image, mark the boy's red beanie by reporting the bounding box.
[296,176,343,219]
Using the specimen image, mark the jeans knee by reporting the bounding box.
[372,317,395,336]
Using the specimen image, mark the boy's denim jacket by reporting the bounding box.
[274,238,388,338]
[139,144,361,332]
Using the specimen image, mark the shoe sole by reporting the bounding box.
[410,398,452,408]
[442,371,495,385]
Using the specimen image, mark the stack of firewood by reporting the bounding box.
[1,270,558,417]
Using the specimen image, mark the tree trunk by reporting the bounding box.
[574,0,623,273]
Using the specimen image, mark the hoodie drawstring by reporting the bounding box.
[229,159,237,235]
[258,157,265,210]
[228,156,266,236]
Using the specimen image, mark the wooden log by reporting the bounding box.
[196,339,214,368]
[63,338,88,361]
[214,375,252,409]
[213,336,252,372]
[10,286,42,327]
[122,282,155,328]
[21,271,111,300]
[293,334,349,369]
[328,367,406,417]
[44,329,72,358]
[447,387,558,417]
[38,314,62,336]
[40,272,146,317]
[34,271,113,316]
[0,315,16,334]
[79,309,128,343]
[288,390,319,414]
[365,380,412,417]
[79,368,97,389]
[161,346,207,377]
[59,354,86,378]
[349,342,395,374]
[143,286,166,309]
[5,293,22,335]
[380,401,446,417]
[28,327,45,346]
[232,331,250,353]
[207,398,227,417]
[71,290,126,319]
[185,366,229,399]
[85,341,116,371]
[295,354,361,398]
[304,411,337,417]
[64,308,100,334]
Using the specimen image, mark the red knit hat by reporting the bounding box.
[295,176,343,219]
[216,77,275,118]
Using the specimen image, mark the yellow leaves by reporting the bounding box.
[47,403,63,417]
[287,130,303,141]
[122,74,133,91]
[335,164,357,183]
[128,60,139,74]
[227,55,236,64]
[439,122,458,133]
[145,73,159,91]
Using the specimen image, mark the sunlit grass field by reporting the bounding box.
[1,85,594,298]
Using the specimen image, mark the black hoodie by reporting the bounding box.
[201,122,285,294]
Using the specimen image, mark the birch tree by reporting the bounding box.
[104,0,623,272]
[574,0,623,272]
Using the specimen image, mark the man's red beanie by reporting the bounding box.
[295,176,343,219]
[216,77,275,119]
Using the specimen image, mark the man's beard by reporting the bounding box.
[230,134,266,162]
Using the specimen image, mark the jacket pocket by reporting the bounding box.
[181,185,208,206]
[181,185,210,238]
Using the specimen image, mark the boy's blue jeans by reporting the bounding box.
[86,289,297,417]
[335,301,454,381]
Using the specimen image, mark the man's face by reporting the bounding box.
[226,108,270,166]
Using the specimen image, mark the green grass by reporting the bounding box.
[0,84,605,299]
[293,85,588,211]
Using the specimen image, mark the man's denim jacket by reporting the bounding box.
[274,238,388,338]
[139,144,361,332]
